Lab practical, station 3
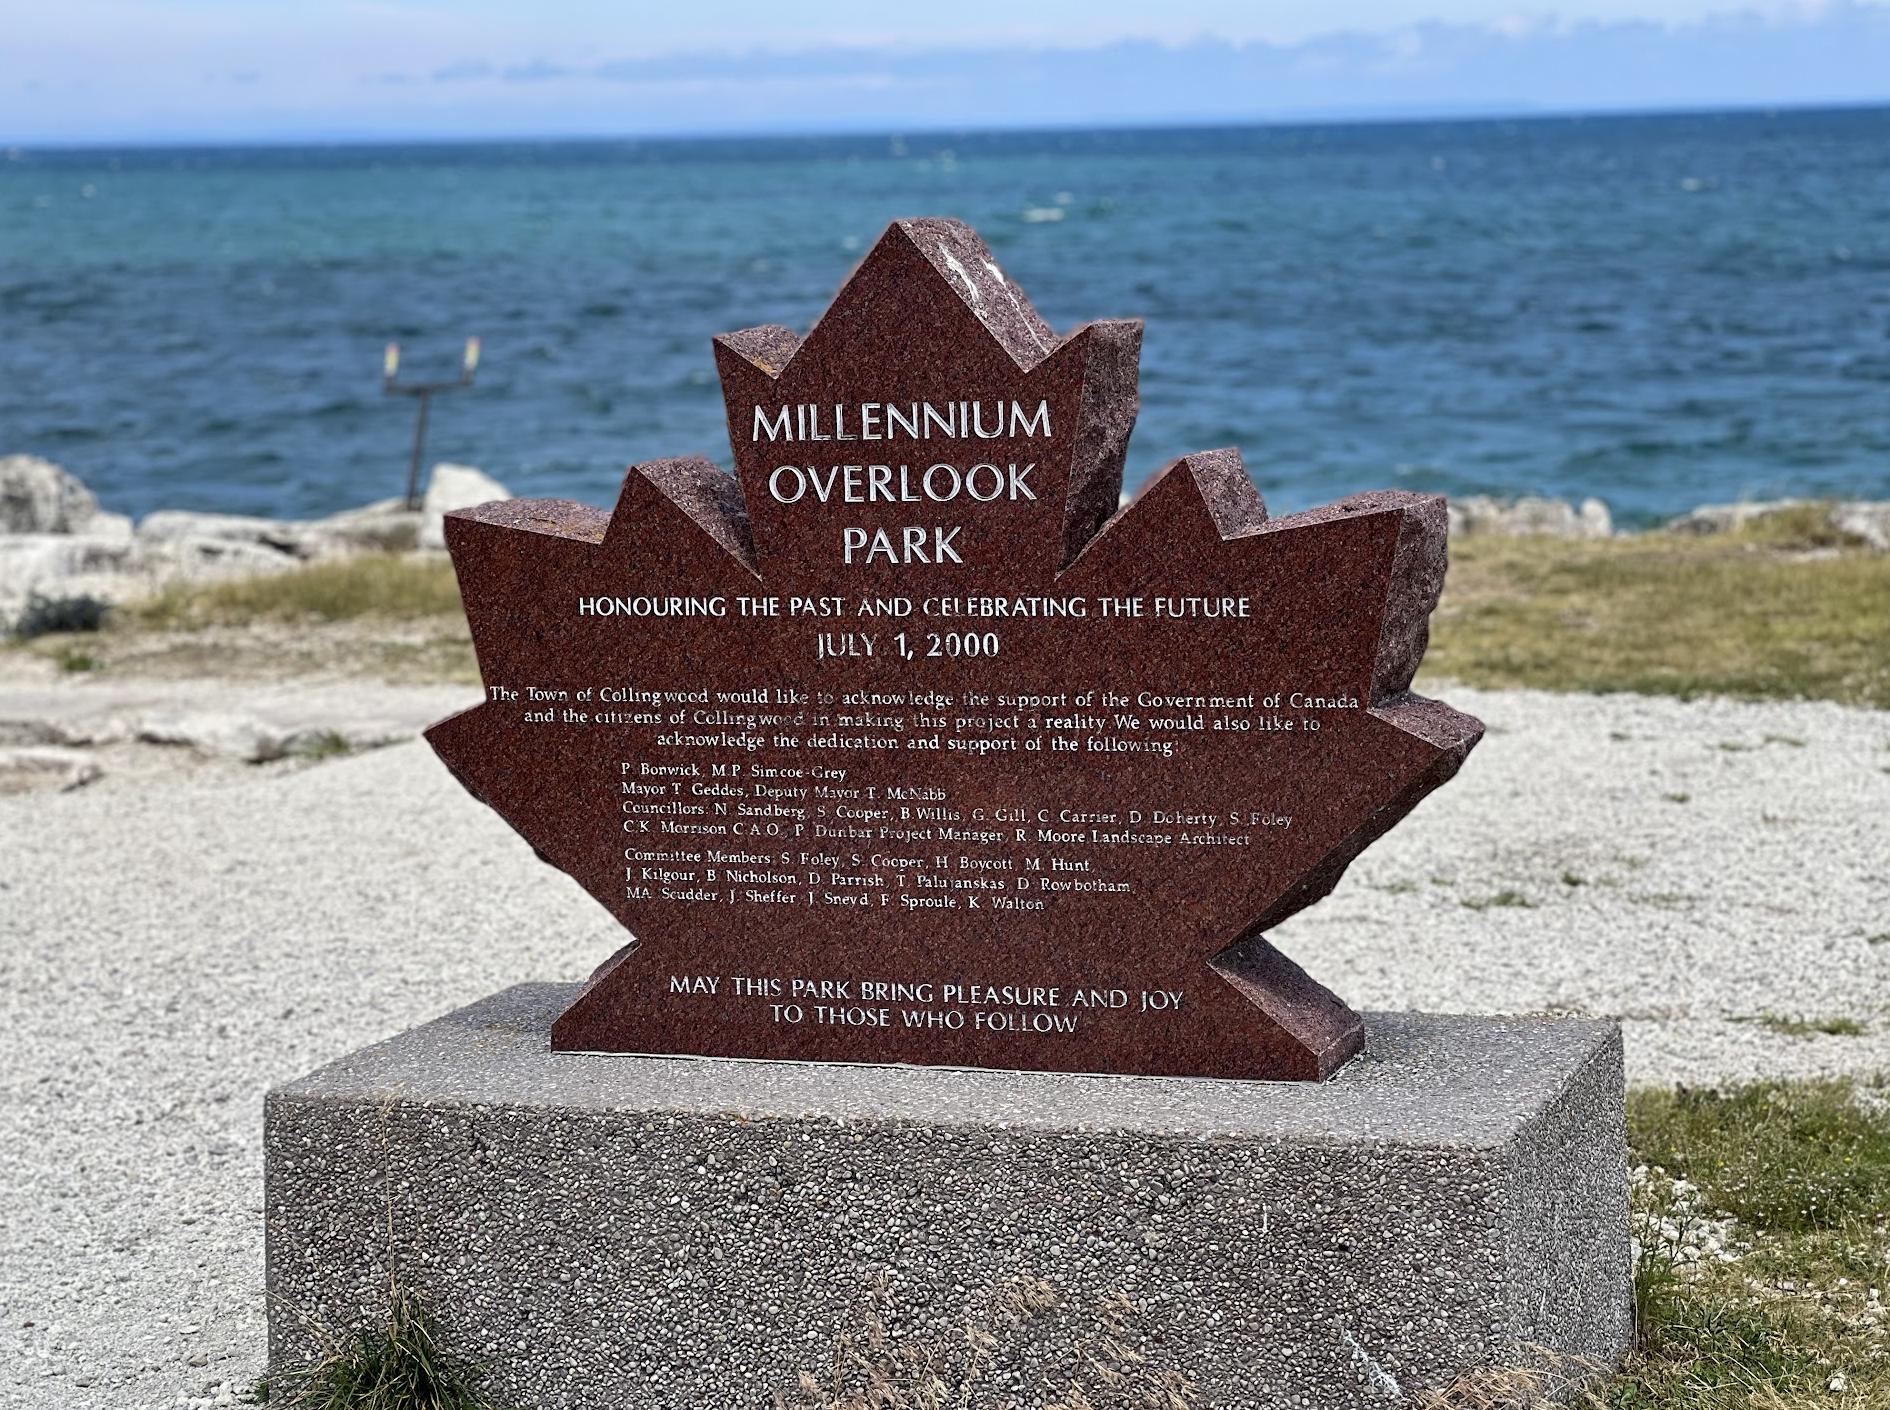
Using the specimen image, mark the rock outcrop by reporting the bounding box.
[0,676,479,787]
[0,745,102,795]
[0,455,111,534]
[135,502,426,559]
[1668,499,1890,550]
[136,510,320,557]
[312,499,424,554]
[1447,495,1614,540]
[1,460,510,631]
[418,464,511,550]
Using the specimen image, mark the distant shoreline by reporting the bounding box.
[11,99,1890,157]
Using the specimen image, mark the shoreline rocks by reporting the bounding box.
[0,460,511,632]
[418,464,509,550]
[1448,494,1613,540]
[1667,498,1890,551]
[1,454,117,535]
[4,454,1887,634]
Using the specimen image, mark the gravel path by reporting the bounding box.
[2,684,1886,1407]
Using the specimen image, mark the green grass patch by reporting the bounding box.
[1426,531,1890,708]
[1595,1081,1890,1408]
[1460,888,1535,911]
[1629,1080,1890,1232]
[1604,1291,1839,1409]
[130,556,464,628]
[1731,1013,1871,1040]
[291,730,356,762]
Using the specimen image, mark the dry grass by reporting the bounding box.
[1427,528,1890,709]
[128,556,465,627]
[11,617,476,683]
[1413,1353,1604,1408]
[8,556,476,682]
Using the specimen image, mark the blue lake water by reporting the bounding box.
[4,109,1889,525]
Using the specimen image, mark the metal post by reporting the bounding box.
[404,390,433,511]
[383,338,481,512]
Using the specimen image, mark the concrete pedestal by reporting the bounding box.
[264,984,1630,1409]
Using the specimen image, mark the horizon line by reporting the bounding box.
[9,96,1890,155]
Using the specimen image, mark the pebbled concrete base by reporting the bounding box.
[264,984,1631,1409]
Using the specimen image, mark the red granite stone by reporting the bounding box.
[426,218,1482,1081]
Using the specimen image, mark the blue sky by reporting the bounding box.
[4,0,1889,144]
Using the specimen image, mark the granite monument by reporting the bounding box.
[425,217,1483,1081]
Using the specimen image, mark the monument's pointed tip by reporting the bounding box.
[1172,448,1269,538]
[713,324,801,381]
[603,455,758,576]
[1066,445,1262,576]
[1207,939,1365,1080]
[800,216,1060,371]
[714,218,1057,384]
[897,217,1061,368]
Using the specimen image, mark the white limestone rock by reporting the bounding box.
[133,711,293,763]
[138,510,318,558]
[1666,500,1798,536]
[140,502,430,560]
[1,526,306,632]
[139,535,300,583]
[127,709,402,763]
[0,745,102,795]
[0,532,140,584]
[1667,499,1890,549]
[418,464,511,551]
[1447,494,1613,540]
[310,498,424,554]
[1578,497,1614,538]
[86,511,135,542]
[1831,502,1890,551]
[0,533,144,628]
[0,454,105,534]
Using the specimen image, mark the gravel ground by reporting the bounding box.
[1,683,1886,1407]
[0,673,474,788]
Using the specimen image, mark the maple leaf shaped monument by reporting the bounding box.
[425,218,1483,1081]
